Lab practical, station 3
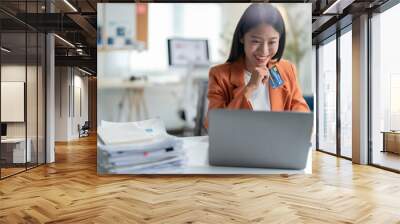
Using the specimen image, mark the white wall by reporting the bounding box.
[1,65,26,81]
[55,67,89,141]
[55,67,68,141]
[71,74,89,138]
[1,64,46,163]
[1,65,33,137]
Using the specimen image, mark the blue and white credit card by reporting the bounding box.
[269,66,284,89]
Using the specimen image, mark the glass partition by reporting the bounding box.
[27,30,38,169]
[339,29,352,158]
[317,37,337,155]
[371,4,400,171]
[0,1,46,179]
[1,30,28,177]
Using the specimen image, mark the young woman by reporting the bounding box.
[205,3,309,128]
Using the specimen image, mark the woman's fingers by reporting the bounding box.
[262,77,268,84]
[262,69,270,84]
[252,67,266,82]
[248,65,269,88]
[252,66,268,84]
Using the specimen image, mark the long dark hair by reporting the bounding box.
[227,3,286,63]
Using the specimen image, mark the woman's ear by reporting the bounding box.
[240,37,244,44]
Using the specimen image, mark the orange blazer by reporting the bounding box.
[205,57,310,128]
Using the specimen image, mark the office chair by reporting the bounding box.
[194,80,209,136]
[79,121,90,138]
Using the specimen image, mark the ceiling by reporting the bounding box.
[0,0,395,75]
[0,0,98,74]
[311,0,391,44]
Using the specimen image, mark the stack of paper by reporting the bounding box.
[97,118,186,174]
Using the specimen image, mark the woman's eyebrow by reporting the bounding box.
[250,35,263,39]
[250,35,279,40]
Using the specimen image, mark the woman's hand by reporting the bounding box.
[244,66,270,99]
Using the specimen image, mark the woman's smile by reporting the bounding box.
[254,55,270,65]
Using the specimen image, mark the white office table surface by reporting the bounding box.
[97,76,181,89]
[1,138,27,143]
[153,136,312,174]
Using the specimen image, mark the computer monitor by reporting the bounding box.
[167,38,209,66]
[1,123,7,137]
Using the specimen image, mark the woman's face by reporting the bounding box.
[241,23,280,69]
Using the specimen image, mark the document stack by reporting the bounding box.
[97,119,186,174]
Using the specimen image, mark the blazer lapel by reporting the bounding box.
[230,57,246,89]
[229,57,252,109]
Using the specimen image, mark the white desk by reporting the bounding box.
[177,136,312,174]
[103,136,312,174]
[1,138,31,163]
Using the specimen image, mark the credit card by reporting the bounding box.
[269,66,284,88]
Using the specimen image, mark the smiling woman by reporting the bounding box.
[205,3,310,128]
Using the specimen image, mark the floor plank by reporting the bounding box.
[372,150,400,171]
[1,135,400,223]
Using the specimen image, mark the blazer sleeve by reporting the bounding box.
[204,67,251,129]
[288,63,310,112]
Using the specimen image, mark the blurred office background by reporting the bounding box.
[97,3,313,136]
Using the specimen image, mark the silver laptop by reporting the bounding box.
[208,110,313,170]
